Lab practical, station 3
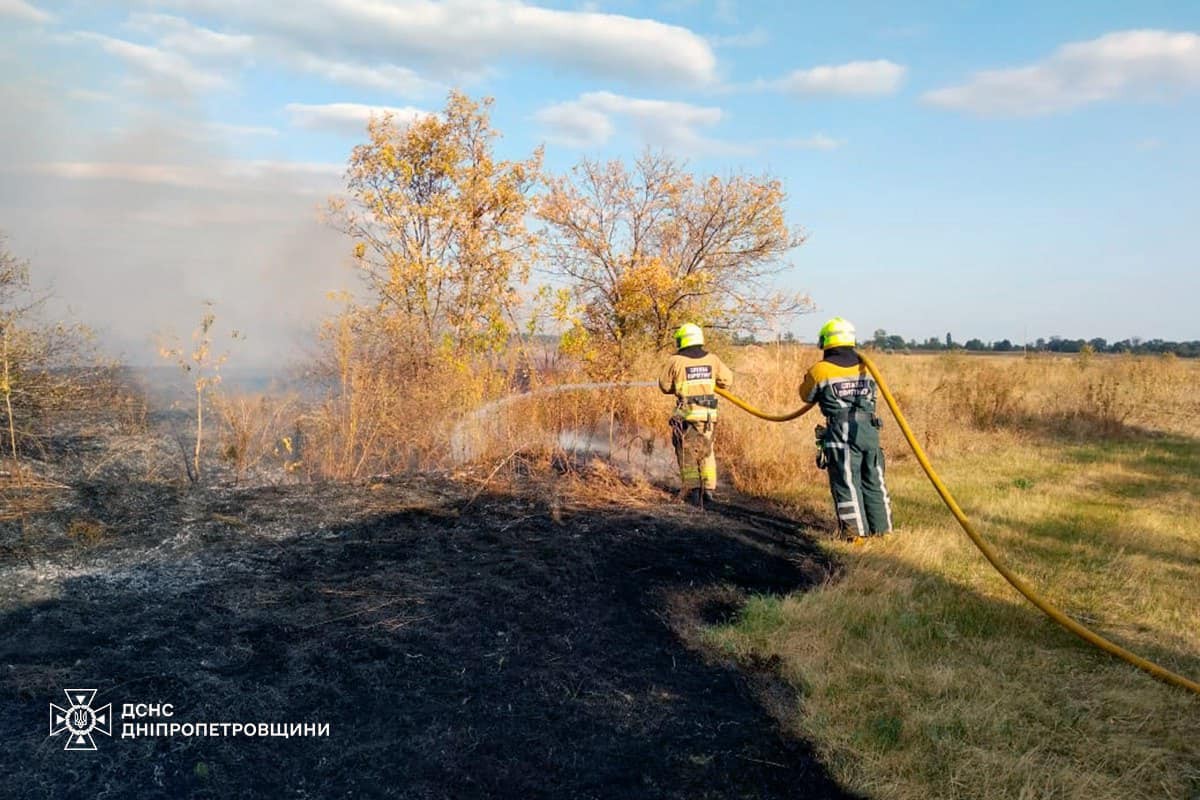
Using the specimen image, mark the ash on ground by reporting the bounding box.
[1,419,855,799]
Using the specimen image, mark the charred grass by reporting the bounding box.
[1,457,862,800]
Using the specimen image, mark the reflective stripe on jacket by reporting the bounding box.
[659,347,733,423]
[798,352,879,422]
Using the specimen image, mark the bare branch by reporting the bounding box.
[537,149,809,367]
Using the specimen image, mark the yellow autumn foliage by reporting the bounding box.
[329,90,543,359]
[539,150,810,375]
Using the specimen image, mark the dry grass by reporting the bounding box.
[211,392,300,484]
[293,309,525,480]
[699,350,1200,800]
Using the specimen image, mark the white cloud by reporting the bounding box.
[79,3,716,98]
[763,60,907,95]
[66,88,117,104]
[923,30,1200,116]
[73,32,229,92]
[0,0,51,23]
[207,122,279,138]
[126,13,254,58]
[100,118,281,145]
[536,91,747,154]
[157,0,718,84]
[22,159,341,194]
[286,53,437,96]
[286,103,433,135]
[534,101,615,148]
[226,160,343,182]
[537,91,848,155]
[86,13,440,97]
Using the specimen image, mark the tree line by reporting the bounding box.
[862,330,1200,357]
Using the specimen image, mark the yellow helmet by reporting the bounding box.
[818,317,856,349]
[674,323,704,349]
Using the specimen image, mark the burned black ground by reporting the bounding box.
[1,474,855,799]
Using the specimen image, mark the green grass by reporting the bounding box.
[705,433,1200,800]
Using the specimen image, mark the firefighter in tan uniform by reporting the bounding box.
[659,323,733,507]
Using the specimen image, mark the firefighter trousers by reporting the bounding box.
[822,433,892,536]
[671,418,716,491]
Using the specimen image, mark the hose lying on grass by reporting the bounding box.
[714,352,1200,697]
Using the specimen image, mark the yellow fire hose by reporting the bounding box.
[716,352,1200,696]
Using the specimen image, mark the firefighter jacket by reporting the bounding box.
[798,347,881,442]
[659,346,733,424]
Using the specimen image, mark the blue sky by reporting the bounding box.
[1,0,1198,362]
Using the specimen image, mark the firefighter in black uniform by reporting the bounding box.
[794,317,893,539]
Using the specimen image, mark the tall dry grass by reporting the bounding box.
[452,345,1200,498]
[713,348,1200,501]
[211,392,299,484]
[293,312,528,480]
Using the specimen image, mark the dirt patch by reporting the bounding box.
[0,475,856,799]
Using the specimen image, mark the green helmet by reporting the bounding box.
[674,323,704,349]
[818,317,856,349]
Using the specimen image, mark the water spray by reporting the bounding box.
[449,380,656,464]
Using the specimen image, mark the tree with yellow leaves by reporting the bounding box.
[329,90,543,358]
[538,151,808,369]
